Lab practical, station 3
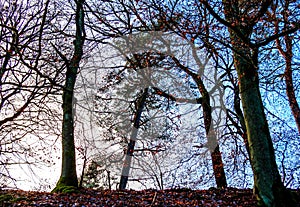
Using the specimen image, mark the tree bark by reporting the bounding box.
[119,88,148,190]
[226,14,294,207]
[197,77,227,188]
[54,0,85,191]
[284,55,300,134]
[171,56,227,188]
[275,12,300,134]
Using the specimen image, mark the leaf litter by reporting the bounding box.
[1,187,299,206]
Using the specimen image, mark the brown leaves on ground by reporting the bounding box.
[0,187,293,207]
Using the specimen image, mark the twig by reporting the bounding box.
[150,191,157,206]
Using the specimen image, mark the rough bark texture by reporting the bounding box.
[53,0,85,192]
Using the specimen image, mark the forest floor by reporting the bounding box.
[1,187,299,207]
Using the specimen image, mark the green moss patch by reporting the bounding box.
[52,185,79,193]
[0,193,27,205]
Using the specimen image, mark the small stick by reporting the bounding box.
[150,191,157,206]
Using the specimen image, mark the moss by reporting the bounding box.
[52,175,79,193]
[0,194,13,202]
[0,193,27,206]
[52,185,78,193]
[52,178,79,193]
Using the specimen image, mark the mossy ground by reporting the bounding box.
[52,176,79,193]
[0,193,27,205]
[52,185,79,193]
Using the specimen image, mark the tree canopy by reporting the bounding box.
[0,0,299,206]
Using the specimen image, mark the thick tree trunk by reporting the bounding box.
[219,1,295,204]
[53,0,85,191]
[119,88,148,190]
[231,39,294,207]
[59,73,78,187]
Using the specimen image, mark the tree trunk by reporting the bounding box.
[171,56,227,188]
[59,71,79,187]
[284,55,300,134]
[275,18,300,134]
[230,31,294,207]
[189,68,227,188]
[53,0,85,192]
[201,86,227,188]
[119,88,148,190]
[217,0,296,204]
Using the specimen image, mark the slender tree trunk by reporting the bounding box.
[119,88,148,190]
[171,56,227,188]
[275,18,300,134]
[201,86,227,188]
[284,56,300,134]
[53,0,85,191]
[189,45,227,188]
[154,78,228,188]
[284,57,300,134]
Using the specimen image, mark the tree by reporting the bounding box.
[74,0,299,194]
[92,48,185,189]
[273,0,300,134]
[86,0,228,188]
[200,0,299,205]
[0,0,64,188]
[119,88,148,190]
[167,52,228,189]
[53,0,86,191]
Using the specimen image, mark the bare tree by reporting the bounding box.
[0,0,64,188]
[200,0,299,205]
[273,0,300,134]
[52,0,86,191]
[85,0,229,189]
